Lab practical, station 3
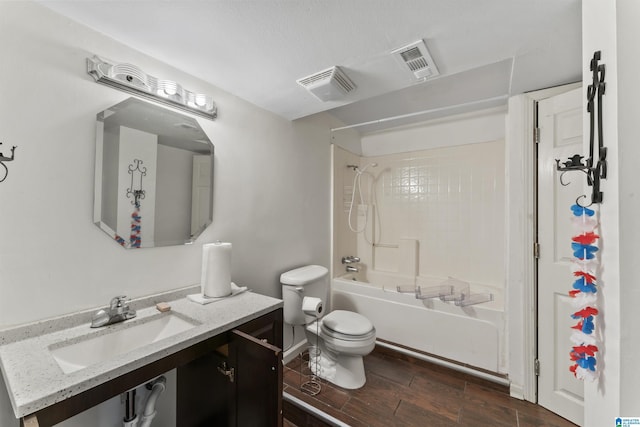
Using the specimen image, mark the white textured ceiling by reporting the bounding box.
[39,0,582,132]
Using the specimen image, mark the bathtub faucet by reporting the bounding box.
[346,265,359,273]
[342,256,360,264]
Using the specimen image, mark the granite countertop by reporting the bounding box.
[0,286,282,419]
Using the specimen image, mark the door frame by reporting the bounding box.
[505,83,581,402]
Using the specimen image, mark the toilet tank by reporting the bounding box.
[280,265,329,325]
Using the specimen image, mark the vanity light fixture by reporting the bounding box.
[87,55,217,120]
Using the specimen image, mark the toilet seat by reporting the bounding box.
[321,310,375,341]
[321,326,376,342]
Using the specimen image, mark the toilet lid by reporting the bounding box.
[322,310,374,336]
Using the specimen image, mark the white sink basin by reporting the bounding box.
[50,313,198,374]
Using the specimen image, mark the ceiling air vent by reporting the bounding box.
[296,66,356,102]
[392,39,439,80]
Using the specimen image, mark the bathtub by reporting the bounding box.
[331,270,506,374]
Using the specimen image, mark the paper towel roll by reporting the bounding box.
[302,296,323,318]
[201,242,232,298]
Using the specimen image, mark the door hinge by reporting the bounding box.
[534,242,540,259]
[534,359,540,376]
[534,127,540,144]
[217,362,235,383]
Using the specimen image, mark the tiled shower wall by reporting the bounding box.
[336,140,505,288]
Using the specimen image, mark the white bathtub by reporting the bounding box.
[331,270,506,374]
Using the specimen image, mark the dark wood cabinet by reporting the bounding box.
[19,308,283,427]
[177,308,283,427]
[230,329,283,427]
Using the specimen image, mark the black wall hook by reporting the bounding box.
[126,159,146,207]
[0,142,17,183]
[555,50,607,205]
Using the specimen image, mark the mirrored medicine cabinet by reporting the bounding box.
[94,98,214,248]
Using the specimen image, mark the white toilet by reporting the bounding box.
[280,265,376,389]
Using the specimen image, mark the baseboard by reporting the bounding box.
[509,382,525,400]
[375,340,510,387]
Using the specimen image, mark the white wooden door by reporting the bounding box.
[537,87,584,425]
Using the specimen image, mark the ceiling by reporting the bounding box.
[39,0,582,133]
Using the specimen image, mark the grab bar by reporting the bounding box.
[438,278,470,302]
[396,277,494,307]
[396,285,417,294]
[373,243,399,248]
[416,285,453,300]
[455,293,494,307]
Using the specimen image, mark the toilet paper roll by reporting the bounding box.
[201,242,232,298]
[302,296,323,318]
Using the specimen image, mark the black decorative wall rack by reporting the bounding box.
[555,51,607,207]
[0,142,17,183]
[126,159,146,207]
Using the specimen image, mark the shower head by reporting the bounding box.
[346,163,378,173]
[359,162,378,173]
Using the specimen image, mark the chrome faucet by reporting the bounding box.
[91,296,137,328]
[346,265,359,273]
[342,256,360,264]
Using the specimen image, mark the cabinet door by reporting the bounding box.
[176,348,231,427]
[229,329,283,427]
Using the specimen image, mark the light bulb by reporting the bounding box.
[162,81,178,96]
[194,94,207,107]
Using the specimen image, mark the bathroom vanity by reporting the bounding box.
[0,287,283,427]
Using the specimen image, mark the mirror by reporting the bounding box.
[94,98,214,248]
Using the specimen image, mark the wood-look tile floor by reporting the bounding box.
[283,346,578,427]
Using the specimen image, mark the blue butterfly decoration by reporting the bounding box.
[582,316,595,334]
[571,204,595,217]
[572,277,597,293]
[577,355,597,371]
[572,242,598,259]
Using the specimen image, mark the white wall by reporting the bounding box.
[616,0,640,415]
[582,1,621,425]
[360,106,506,157]
[155,144,194,244]
[330,126,362,156]
[582,0,640,422]
[0,2,336,425]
